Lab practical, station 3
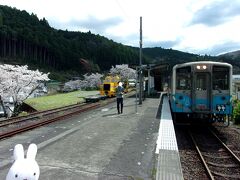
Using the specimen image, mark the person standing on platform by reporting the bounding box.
[116,82,124,114]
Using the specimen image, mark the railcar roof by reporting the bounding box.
[173,61,232,69]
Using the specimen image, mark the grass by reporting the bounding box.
[24,90,99,111]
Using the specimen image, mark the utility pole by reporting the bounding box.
[148,66,151,96]
[135,66,138,113]
[139,16,143,105]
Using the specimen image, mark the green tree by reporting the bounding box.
[233,101,240,124]
[0,10,3,26]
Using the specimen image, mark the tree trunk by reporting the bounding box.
[12,102,21,117]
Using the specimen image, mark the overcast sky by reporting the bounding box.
[1,0,240,56]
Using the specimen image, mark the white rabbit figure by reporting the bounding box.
[6,144,40,180]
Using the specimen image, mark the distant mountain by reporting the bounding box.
[143,47,240,74]
[219,50,240,59]
[143,47,217,66]
[218,50,240,74]
[0,5,141,80]
[0,5,239,80]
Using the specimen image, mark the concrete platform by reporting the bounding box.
[156,95,184,180]
[0,95,161,179]
[0,94,184,179]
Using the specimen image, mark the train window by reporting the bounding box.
[176,75,191,90]
[213,66,229,90]
[196,74,207,90]
[103,84,110,90]
[176,67,191,90]
[176,67,191,73]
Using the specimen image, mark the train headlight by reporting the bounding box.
[216,104,226,111]
[196,65,207,70]
[221,105,226,111]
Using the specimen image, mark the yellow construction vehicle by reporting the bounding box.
[100,76,120,97]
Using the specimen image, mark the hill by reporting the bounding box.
[218,50,240,73]
[143,47,215,66]
[143,47,240,74]
[220,50,240,59]
[0,5,239,80]
[0,5,142,80]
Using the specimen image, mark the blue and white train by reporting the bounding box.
[170,61,232,124]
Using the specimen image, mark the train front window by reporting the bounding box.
[176,67,191,90]
[213,66,229,90]
[196,74,207,90]
[103,84,110,90]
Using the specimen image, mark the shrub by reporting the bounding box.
[233,101,240,124]
[18,111,28,117]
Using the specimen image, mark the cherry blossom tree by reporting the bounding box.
[62,80,81,92]
[109,64,136,81]
[0,64,49,116]
[82,73,103,89]
[63,73,103,91]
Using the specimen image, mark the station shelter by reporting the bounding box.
[143,63,171,95]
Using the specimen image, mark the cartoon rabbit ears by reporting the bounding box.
[14,144,38,160]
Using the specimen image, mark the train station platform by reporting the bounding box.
[0,93,184,179]
[156,95,184,180]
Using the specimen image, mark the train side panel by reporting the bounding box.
[212,94,232,114]
[170,91,192,113]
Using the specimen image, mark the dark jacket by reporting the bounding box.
[116,86,124,98]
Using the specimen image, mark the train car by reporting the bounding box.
[99,75,120,97]
[123,80,130,93]
[99,75,130,97]
[170,61,232,124]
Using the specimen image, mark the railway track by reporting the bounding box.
[0,93,123,140]
[0,102,88,127]
[0,102,101,140]
[189,128,240,179]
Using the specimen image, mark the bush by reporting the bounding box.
[84,87,99,91]
[233,101,240,124]
[18,111,28,117]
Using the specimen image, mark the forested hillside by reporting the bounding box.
[0,5,142,80]
[219,50,240,73]
[143,47,240,74]
[0,5,239,81]
[143,47,218,66]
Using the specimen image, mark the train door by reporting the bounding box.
[193,73,211,112]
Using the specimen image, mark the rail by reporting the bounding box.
[189,128,240,179]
